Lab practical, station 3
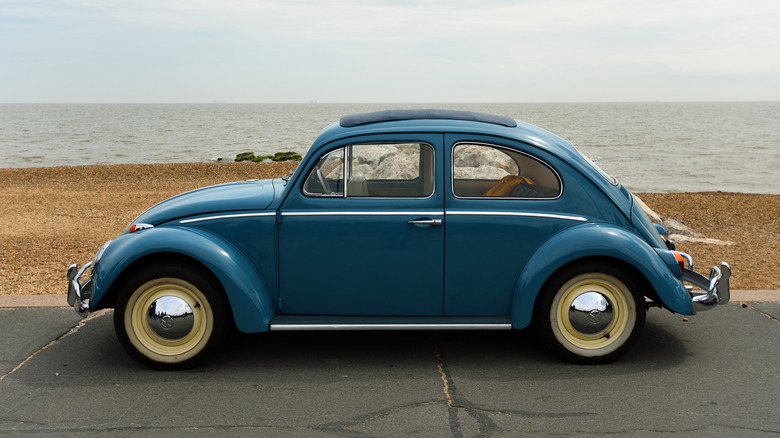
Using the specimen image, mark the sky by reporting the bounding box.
[2,0,779,103]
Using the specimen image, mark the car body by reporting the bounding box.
[67,109,731,369]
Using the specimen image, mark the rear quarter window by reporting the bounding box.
[452,143,561,199]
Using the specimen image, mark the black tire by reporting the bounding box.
[113,262,228,370]
[534,263,646,364]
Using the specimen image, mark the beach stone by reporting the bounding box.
[272,151,302,161]
[454,144,518,174]
[354,145,400,167]
[373,153,419,180]
[235,152,255,162]
[634,194,732,245]
[454,166,510,180]
[350,163,375,179]
[662,218,704,238]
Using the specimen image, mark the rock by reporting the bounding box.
[236,151,302,162]
[662,217,704,238]
[373,153,419,180]
[633,194,733,245]
[273,152,302,161]
[235,152,255,162]
[454,144,517,174]
[354,145,401,167]
[351,163,375,179]
[454,166,510,180]
[667,234,734,245]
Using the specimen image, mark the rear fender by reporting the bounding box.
[92,227,275,333]
[510,223,692,329]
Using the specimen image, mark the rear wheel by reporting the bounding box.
[114,262,227,370]
[535,264,645,364]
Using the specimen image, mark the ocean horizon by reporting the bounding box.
[1,102,778,194]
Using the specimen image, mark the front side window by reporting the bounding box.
[452,143,561,199]
[304,143,434,198]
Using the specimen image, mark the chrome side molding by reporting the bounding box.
[270,323,512,331]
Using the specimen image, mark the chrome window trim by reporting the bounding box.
[450,141,563,200]
[446,211,587,222]
[270,323,512,331]
[179,212,275,224]
[302,146,346,198]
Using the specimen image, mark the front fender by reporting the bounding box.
[91,226,275,333]
[510,223,692,329]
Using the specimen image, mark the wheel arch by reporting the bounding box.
[91,227,276,333]
[509,223,692,329]
[95,252,222,309]
[530,256,654,320]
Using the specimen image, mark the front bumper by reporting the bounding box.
[679,254,731,313]
[67,261,93,317]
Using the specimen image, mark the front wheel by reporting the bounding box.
[535,264,646,364]
[114,262,228,370]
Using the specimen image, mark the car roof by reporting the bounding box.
[339,109,518,128]
[314,109,577,160]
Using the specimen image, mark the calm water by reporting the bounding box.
[1,102,778,193]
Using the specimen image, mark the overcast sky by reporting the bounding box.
[2,0,779,103]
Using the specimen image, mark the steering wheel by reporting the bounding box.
[315,168,331,194]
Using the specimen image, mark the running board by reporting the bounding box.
[269,315,513,331]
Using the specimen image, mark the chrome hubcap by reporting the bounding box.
[568,292,613,334]
[146,296,194,340]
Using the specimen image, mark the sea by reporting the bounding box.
[1,102,778,194]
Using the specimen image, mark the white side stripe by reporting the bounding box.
[446,211,587,222]
[180,212,275,224]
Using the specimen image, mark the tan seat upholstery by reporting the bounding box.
[347,176,369,197]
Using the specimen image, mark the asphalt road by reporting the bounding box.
[1,302,778,437]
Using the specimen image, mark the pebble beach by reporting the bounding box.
[0,162,777,297]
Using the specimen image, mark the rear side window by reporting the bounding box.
[452,143,561,199]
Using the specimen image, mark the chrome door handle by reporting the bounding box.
[407,218,442,226]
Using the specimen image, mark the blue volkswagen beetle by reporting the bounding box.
[67,109,730,369]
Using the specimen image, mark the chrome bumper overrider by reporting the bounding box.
[680,255,731,313]
[67,261,93,317]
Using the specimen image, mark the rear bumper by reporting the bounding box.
[66,262,92,317]
[680,257,731,313]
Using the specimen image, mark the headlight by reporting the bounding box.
[91,240,112,273]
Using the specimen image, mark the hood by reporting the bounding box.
[131,179,276,227]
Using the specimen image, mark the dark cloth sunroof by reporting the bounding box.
[339,109,518,128]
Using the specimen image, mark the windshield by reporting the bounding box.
[575,147,618,186]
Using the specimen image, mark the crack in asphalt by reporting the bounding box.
[439,348,499,437]
[743,303,780,325]
[0,311,108,384]
[432,337,593,438]
[314,399,446,436]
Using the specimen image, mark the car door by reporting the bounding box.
[443,135,578,316]
[278,135,444,316]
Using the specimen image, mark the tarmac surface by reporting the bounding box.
[1,293,778,437]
